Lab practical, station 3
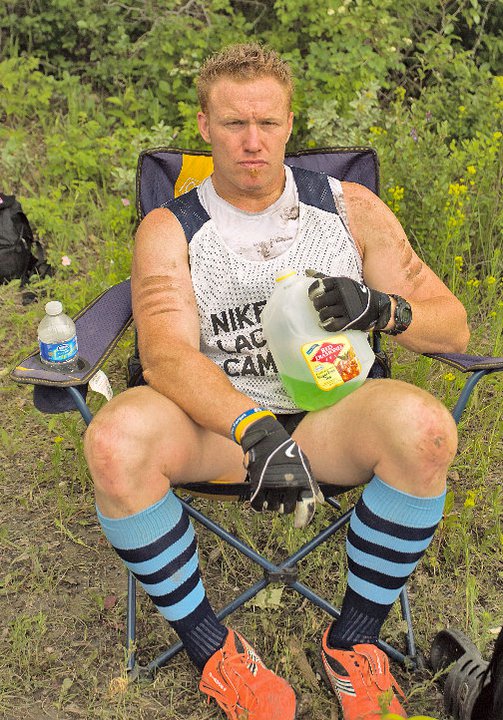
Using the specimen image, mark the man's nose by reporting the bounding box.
[243,122,261,151]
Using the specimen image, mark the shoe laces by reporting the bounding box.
[353,646,405,699]
[202,641,263,718]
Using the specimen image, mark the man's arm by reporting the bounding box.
[132,208,323,526]
[342,182,470,354]
[132,207,258,438]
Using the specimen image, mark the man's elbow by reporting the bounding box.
[452,326,470,353]
[425,309,470,354]
[447,311,470,353]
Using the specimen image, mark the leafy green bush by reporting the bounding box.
[0,10,501,717]
[0,0,501,349]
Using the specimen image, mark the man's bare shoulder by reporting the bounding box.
[131,205,198,350]
[136,207,183,240]
[340,181,382,213]
[134,206,189,261]
[339,181,400,254]
[132,206,191,295]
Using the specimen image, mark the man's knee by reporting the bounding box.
[388,381,458,474]
[84,388,203,503]
[84,400,144,494]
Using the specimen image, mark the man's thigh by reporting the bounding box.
[89,385,246,486]
[291,378,449,488]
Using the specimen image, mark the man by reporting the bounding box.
[84,43,470,720]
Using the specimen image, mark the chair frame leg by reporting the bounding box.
[66,366,493,681]
[451,369,489,423]
[127,496,418,679]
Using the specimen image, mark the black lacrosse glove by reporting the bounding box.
[308,273,391,332]
[240,415,324,528]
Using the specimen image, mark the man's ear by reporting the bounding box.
[197,111,211,143]
[286,111,294,143]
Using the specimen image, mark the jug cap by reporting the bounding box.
[275,270,297,283]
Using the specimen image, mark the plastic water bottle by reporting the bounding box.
[38,301,79,370]
[261,270,375,411]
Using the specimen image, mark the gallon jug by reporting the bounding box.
[261,270,375,411]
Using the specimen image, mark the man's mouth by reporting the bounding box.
[239,160,267,169]
[239,161,267,177]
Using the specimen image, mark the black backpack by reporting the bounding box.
[0,192,51,285]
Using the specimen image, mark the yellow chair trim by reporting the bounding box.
[174,154,214,197]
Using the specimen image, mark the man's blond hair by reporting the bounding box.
[197,43,294,112]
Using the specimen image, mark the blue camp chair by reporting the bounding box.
[11,146,503,682]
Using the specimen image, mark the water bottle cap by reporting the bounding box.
[45,301,63,315]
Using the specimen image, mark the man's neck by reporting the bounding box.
[211,169,287,213]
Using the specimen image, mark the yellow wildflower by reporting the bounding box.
[388,185,404,200]
[448,183,467,196]
[464,490,476,508]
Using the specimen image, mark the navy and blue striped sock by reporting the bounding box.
[97,490,227,670]
[328,475,446,649]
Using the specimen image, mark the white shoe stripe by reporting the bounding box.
[335,677,357,697]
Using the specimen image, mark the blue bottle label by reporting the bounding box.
[39,335,78,364]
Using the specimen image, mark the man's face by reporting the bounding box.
[197,76,293,206]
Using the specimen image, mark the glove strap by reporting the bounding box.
[231,408,276,444]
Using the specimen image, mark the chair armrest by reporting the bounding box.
[423,352,503,374]
[11,278,132,389]
[424,351,503,423]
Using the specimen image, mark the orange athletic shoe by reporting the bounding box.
[321,626,407,720]
[199,628,297,720]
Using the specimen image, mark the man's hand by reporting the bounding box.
[308,274,391,332]
[240,415,324,528]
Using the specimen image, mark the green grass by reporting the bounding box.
[1,29,502,718]
[1,209,502,720]
[1,281,501,718]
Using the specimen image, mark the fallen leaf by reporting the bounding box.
[246,586,283,610]
[61,677,74,693]
[104,594,117,610]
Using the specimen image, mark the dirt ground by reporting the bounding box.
[1,284,501,720]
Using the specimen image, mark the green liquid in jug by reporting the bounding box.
[280,374,364,411]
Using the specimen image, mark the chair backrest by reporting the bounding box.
[132,144,385,500]
[136,146,380,218]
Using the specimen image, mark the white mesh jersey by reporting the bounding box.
[164,165,363,414]
[198,166,300,261]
